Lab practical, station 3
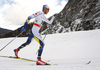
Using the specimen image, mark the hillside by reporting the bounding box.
[42,0,100,34]
[0,29,100,70]
[0,27,12,36]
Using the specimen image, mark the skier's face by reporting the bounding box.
[43,8,49,14]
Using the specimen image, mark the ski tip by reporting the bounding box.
[86,61,91,64]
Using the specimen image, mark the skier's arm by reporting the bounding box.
[23,11,41,28]
[21,12,41,32]
[23,15,35,28]
[21,15,34,33]
[42,16,55,24]
[42,13,58,24]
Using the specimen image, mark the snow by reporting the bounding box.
[0,29,100,70]
[74,19,82,24]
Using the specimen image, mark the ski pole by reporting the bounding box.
[43,34,47,40]
[0,32,22,51]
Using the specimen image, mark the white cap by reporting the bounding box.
[43,5,49,10]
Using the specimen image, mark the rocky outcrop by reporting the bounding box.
[1,0,100,38]
[42,0,100,34]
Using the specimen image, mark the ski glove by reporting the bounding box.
[54,14,58,17]
[21,27,25,33]
[21,22,27,32]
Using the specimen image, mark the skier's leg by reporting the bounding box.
[33,35,44,58]
[14,31,34,57]
[33,35,48,65]
[38,40,45,58]
[17,32,34,50]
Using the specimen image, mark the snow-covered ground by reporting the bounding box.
[0,29,100,70]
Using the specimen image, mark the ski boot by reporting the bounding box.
[36,57,50,65]
[14,49,19,57]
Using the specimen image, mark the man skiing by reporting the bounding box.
[14,5,57,65]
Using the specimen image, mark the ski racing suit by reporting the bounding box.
[17,11,55,58]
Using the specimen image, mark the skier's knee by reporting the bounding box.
[41,42,45,47]
[39,40,45,47]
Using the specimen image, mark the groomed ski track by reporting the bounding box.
[0,29,100,70]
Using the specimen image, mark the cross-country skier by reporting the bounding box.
[14,5,57,65]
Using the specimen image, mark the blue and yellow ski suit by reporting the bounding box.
[17,11,55,58]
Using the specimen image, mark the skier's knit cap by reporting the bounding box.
[43,5,49,10]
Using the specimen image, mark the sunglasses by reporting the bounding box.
[47,8,50,11]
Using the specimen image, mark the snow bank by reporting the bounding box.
[0,29,100,70]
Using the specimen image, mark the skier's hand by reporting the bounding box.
[54,14,58,17]
[21,27,25,33]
